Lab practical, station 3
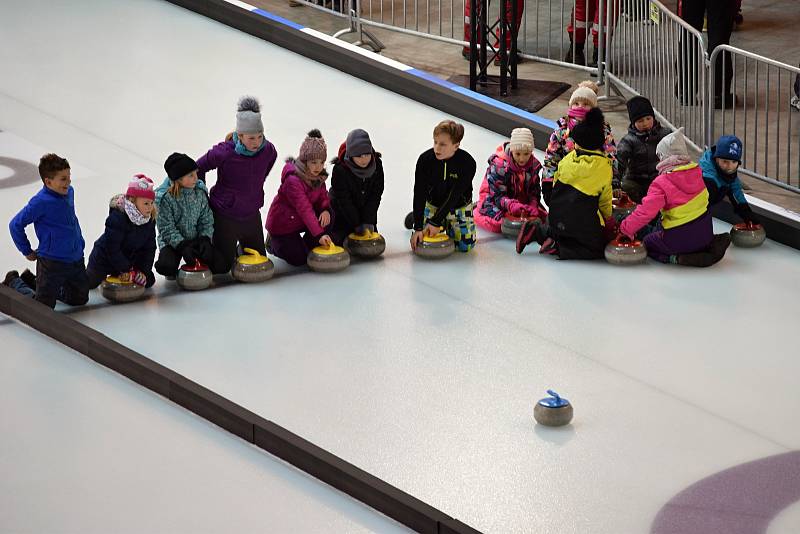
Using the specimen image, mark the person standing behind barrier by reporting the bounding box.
[462,0,525,64]
[699,135,759,224]
[565,0,618,67]
[616,96,670,203]
[677,0,737,109]
[542,82,618,205]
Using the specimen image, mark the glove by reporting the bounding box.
[506,200,528,217]
[132,270,148,286]
[542,181,553,205]
[176,240,196,264]
[194,236,214,261]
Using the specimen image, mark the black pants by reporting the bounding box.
[678,0,736,100]
[35,257,89,309]
[212,212,266,272]
[86,268,156,289]
[154,238,218,277]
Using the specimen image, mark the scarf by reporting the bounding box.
[295,159,328,188]
[656,155,691,174]
[567,107,589,130]
[111,194,151,225]
[345,154,377,180]
[233,131,266,157]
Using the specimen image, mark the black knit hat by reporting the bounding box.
[626,96,655,125]
[164,152,198,181]
[571,107,606,151]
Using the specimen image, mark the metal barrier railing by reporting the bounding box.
[603,0,708,151]
[709,45,800,193]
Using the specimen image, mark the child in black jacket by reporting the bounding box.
[329,129,385,244]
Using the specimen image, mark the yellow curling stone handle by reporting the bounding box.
[238,247,269,265]
[348,230,382,241]
[312,244,346,255]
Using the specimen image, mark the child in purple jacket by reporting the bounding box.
[265,130,333,266]
[197,96,277,272]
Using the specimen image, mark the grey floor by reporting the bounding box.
[1,1,800,533]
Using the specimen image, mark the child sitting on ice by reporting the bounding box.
[475,127,547,233]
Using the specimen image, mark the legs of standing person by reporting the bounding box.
[269,232,311,266]
[706,0,736,102]
[154,246,182,278]
[677,0,706,103]
[567,0,592,64]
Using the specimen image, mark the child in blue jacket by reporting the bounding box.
[7,153,88,308]
[699,135,760,224]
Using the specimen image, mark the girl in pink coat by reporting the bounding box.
[475,128,547,233]
[619,128,730,267]
[265,130,333,266]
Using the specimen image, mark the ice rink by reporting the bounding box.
[1,1,799,533]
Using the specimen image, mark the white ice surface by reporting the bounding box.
[1,1,799,533]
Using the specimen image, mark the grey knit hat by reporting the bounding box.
[656,128,689,160]
[345,129,373,158]
[235,96,263,134]
[298,129,327,162]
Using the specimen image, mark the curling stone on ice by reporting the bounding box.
[414,232,455,259]
[345,230,386,258]
[605,235,648,265]
[730,222,766,248]
[307,244,350,273]
[534,390,573,427]
[612,192,636,219]
[232,248,275,282]
[177,259,212,290]
[101,273,145,303]
[501,215,539,240]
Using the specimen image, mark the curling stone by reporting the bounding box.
[101,274,145,303]
[414,232,455,259]
[501,215,539,240]
[177,259,212,290]
[307,244,350,273]
[730,222,766,248]
[345,230,386,258]
[605,236,648,265]
[534,390,573,427]
[232,247,274,283]
[612,192,636,219]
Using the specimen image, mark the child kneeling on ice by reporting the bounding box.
[475,127,546,233]
[619,128,730,267]
[86,175,157,289]
[265,129,333,266]
[516,107,615,259]
[699,134,760,225]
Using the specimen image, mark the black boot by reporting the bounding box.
[2,270,19,287]
[20,269,36,290]
[404,211,414,230]
[564,38,586,65]
[588,46,599,68]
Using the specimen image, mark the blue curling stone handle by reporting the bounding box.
[537,389,570,408]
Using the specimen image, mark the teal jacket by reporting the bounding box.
[154,178,214,249]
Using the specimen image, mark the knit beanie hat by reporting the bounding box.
[164,152,198,181]
[508,128,534,152]
[656,128,689,160]
[569,86,598,108]
[713,135,743,162]
[126,174,155,200]
[345,129,373,158]
[571,107,606,151]
[626,96,655,124]
[298,129,328,162]
[235,96,264,134]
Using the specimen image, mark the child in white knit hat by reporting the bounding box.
[86,174,158,289]
[475,127,547,234]
[541,81,618,205]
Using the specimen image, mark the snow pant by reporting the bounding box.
[643,210,714,263]
[212,211,267,273]
[35,257,89,309]
[424,202,477,252]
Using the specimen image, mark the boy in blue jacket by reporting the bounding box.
[7,153,89,308]
[699,135,760,225]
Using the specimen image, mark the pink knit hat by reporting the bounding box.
[298,129,327,163]
[126,174,155,200]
